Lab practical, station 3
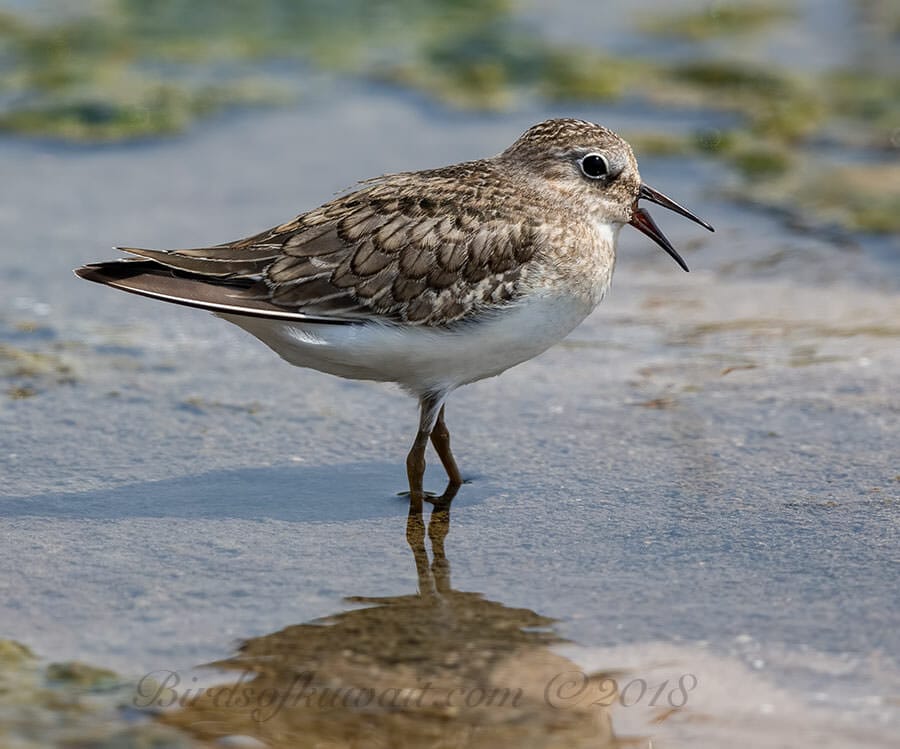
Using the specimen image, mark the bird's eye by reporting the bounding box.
[579,153,609,180]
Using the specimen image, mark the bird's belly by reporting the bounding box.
[219,292,596,395]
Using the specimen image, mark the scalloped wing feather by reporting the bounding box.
[117,163,546,326]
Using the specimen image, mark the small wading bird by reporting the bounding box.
[76,119,713,500]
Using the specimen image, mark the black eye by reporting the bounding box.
[579,153,609,180]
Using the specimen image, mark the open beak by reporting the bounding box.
[629,184,715,272]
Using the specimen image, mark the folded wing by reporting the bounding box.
[76,166,543,326]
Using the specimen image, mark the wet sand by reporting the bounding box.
[1,87,898,747]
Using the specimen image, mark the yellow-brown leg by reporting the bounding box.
[429,405,463,488]
[406,394,444,501]
[405,429,430,501]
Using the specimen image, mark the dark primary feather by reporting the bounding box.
[115,161,549,326]
[73,260,351,323]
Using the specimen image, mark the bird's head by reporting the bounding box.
[501,118,714,271]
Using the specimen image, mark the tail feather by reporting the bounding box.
[116,246,278,278]
[74,260,352,324]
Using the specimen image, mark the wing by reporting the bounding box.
[74,260,350,324]
[101,166,544,326]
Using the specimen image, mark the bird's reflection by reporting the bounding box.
[159,492,621,748]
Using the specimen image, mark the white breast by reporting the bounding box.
[219,285,605,397]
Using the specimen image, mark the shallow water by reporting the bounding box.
[1,2,899,748]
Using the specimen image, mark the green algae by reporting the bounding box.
[46,661,120,690]
[6,385,37,399]
[739,162,900,234]
[665,61,826,142]
[0,343,72,379]
[640,2,793,40]
[0,78,289,141]
[824,70,900,147]
[0,1,699,136]
[180,396,264,415]
[0,4,296,140]
[0,639,200,748]
[626,131,693,157]
[0,1,896,236]
[634,56,897,232]
[0,342,77,398]
[0,639,35,665]
[671,319,900,347]
[540,51,645,103]
[726,142,793,179]
[688,127,794,178]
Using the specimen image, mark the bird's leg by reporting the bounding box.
[406,393,444,501]
[429,405,463,489]
[405,429,430,501]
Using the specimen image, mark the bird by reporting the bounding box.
[75,118,714,501]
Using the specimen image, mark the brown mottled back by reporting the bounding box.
[117,118,644,326]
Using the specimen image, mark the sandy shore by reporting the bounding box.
[1,91,897,747]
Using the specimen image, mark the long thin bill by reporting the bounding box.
[639,184,715,232]
[629,207,690,272]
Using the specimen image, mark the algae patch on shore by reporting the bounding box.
[639,2,793,40]
[0,342,75,398]
[0,640,200,748]
[0,1,897,236]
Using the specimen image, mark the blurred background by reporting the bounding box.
[0,0,897,234]
[1,2,898,748]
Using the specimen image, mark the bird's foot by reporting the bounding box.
[397,476,470,506]
[396,489,439,499]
